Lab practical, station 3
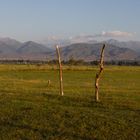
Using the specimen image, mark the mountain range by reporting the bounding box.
[0,37,140,61]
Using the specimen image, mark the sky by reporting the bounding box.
[0,0,140,42]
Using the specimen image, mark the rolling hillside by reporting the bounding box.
[49,43,139,61]
[0,38,139,61]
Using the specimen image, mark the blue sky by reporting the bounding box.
[0,0,140,41]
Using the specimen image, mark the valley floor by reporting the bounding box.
[0,65,140,140]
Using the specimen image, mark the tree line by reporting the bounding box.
[0,59,139,66]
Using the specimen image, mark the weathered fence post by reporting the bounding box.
[56,45,64,96]
[47,80,51,87]
[95,44,105,102]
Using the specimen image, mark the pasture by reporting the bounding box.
[0,64,140,140]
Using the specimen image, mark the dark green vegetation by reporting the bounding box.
[0,65,140,140]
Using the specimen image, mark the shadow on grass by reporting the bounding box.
[41,93,105,109]
[0,120,94,140]
[41,93,140,113]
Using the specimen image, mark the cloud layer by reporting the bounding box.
[98,31,133,37]
[41,30,135,45]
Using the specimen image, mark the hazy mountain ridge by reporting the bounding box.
[59,43,138,61]
[105,39,140,53]
[0,37,139,61]
[42,36,140,53]
[17,41,52,54]
[0,38,22,54]
[0,38,52,60]
[0,37,21,48]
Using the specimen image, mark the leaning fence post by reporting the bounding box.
[95,44,105,102]
[56,45,64,96]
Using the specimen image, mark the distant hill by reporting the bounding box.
[42,36,140,53]
[58,43,139,61]
[0,37,139,61]
[105,39,140,53]
[0,37,21,49]
[0,38,52,60]
[0,37,21,54]
[17,41,52,54]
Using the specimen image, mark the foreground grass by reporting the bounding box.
[0,64,140,140]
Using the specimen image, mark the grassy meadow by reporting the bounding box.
[0,64,140,140]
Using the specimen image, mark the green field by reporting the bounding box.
[0,64,140,140]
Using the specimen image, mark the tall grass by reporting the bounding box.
[0,64,139,139]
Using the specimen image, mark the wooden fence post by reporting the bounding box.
[95,44,105,102]
[56,45,64,96]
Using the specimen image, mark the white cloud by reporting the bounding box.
[99,30,133,37]
[69,31,134,42]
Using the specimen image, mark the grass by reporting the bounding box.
[0,64,140,140]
